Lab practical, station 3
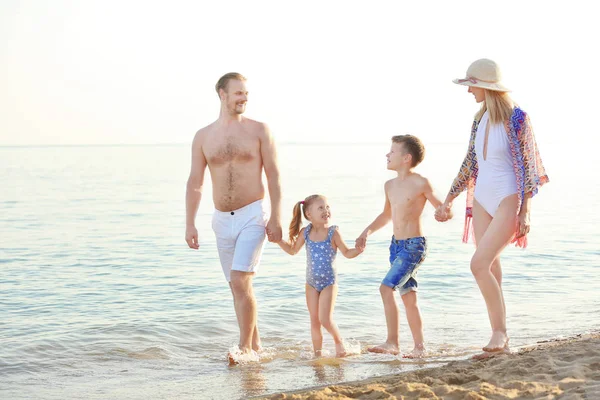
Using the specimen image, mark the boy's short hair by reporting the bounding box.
[391,135,425,167]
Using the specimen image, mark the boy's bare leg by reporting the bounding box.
[401,291,426,358]
[306,284,323,356]
[368,284,399,355]
[229,271,258,356]
[318,285,346,357]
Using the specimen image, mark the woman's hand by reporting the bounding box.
[435,201,453,222]
[516,211,531,238]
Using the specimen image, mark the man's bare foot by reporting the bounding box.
[227,346,256,365]
[227,352,239,365]
[403,344,426,359]
[367,342,399,355]
[253,344,263,353]
[335,342,347,358]
[314,349,323,357]
[482,331,509,352]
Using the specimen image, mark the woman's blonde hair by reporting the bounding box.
[475,90,514,124]
[288,194,323,243]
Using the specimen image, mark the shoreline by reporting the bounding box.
[255,331,600,399]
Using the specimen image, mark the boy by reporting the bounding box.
[355,134,450,358]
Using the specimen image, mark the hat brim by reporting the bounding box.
[453,78,511,92]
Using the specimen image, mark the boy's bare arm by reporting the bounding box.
[423,177,444,209]
[277,228,306,255]
[333,229,363,259]
[423,177,453,221]
[356,182,392,250]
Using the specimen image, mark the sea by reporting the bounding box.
[1,142,598,399]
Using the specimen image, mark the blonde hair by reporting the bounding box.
[288,194,323,243]
[215,72,247,97]
[475,90,514,124]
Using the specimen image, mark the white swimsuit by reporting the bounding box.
[474,111,518,216]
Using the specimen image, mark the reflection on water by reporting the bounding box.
[237,364,267,397]
[310,359,346,385]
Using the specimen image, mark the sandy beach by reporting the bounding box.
[258,332,600,399]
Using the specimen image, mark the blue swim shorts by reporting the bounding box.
[382,236,427,295]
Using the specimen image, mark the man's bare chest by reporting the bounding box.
[204,135,260,166]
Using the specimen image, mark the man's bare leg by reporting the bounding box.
[229,283,261,352]
[252,325,262,353]
[229,270,258,357]
[229,282,262,352]
[368,284,399,355]
[471,197,517,353]
[401,291,426,358]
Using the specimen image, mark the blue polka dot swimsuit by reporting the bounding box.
[304,224,338,292]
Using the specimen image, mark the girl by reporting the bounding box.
[277,194,363,357]
[437,59,548,358]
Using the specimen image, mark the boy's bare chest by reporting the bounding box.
[388,184,422,206]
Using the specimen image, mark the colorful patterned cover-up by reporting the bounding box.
[448,107,549,248]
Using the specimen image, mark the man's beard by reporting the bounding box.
[233,103,246,115]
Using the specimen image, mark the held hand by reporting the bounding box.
[266,217,283,243]
[185,226,199,249]
[434,205,447,222]
[435,202,453,222]
[445,202,454,220]
[355,234,367,251]
[516,211,530,238]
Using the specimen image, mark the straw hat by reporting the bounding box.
[453,58,510,92]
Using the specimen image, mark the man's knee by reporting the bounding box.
[230,271,253,294]
[230,270,252,284]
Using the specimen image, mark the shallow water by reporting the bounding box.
[1,143,598,399]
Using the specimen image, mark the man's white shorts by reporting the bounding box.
[212,199,267,282]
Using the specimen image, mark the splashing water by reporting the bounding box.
[226,345,260,365]
[343,338,362,356]
[297,338,362,360]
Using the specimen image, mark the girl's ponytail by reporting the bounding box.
[289,201,304,243]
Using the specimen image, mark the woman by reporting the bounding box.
[437,59,549,356]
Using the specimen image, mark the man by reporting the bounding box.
[185,73,282,361]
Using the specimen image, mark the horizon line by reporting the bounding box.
[0,140,469,149]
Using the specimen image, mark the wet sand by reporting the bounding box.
[257,332,600,399]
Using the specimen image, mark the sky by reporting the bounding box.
[0,0,598,146]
